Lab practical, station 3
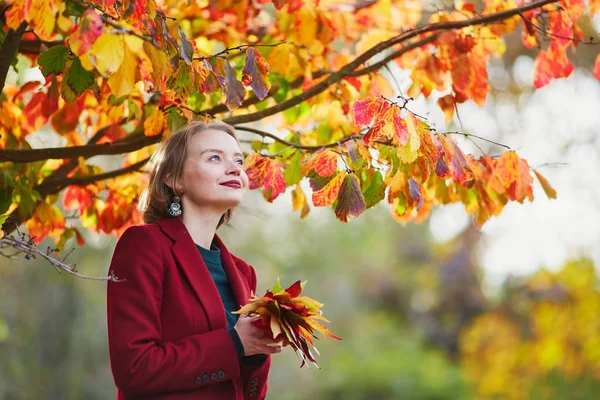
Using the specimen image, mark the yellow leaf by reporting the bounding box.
[81,34,125,74]
[143,108,165,137]
[29,0,59,41]
[107,44,139,97]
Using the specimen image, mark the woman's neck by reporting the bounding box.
[180,206,223,248]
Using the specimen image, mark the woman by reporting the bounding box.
[106,120,282,400]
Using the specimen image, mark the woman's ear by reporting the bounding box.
[164,173,174,189]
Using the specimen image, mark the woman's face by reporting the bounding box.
[177,129,248,213]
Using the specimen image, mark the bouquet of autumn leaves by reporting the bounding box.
[233,279,341,369]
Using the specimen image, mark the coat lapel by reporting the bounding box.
[214,234,251,309]
[157,217,225,331]
[156,217,252,331]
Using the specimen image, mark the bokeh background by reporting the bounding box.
[2,4,600,400]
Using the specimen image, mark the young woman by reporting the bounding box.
[106,120,282,400]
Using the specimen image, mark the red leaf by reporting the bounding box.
[533,41,574,89]
[67,9,103,56]
[244,153,285,201]
[343,76,362,91]
[241,48,271,100]
[334,173,366,222]
[352,97,389,126]
[285,280,302,297]
[594,54,600,81]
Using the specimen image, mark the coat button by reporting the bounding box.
[195,376,202,384]
[251,377,258,384]
[249,390,257,397]
[211,373,218,381]
[203,374,210,382]
[218,371,225,379]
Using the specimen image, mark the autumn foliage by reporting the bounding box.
[233,279,341,369]
[0,0,597,247]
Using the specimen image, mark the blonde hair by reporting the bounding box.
[138,120,239,227]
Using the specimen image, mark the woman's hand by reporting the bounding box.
[234,314,283,356]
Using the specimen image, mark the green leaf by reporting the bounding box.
[362,170,385,209]
[65,0,86,17]
[0,214,9,227]
[38,45,69,77]
[0,187,14,215]
[250,140,265,152]
[108,94,128,106]
[167,61,192,98]
[65,56,95,96]
[166,108,187,133]
[284,151,303,186]
[300,280,307,291]
[13,185,41,220]
[272,277,283,293]
[273,75,290,103]
[60,77,78,103]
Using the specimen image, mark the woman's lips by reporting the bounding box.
[220,182,241,189]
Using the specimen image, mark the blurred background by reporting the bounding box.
[2,4,600,400]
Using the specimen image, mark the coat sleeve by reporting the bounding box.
[238,261,272,400]
[106,226,241,396]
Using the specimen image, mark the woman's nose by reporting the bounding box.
[226,161,242,175]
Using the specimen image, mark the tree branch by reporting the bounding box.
[0,233,125,281]
[235,126,364,152]
[34,157,150,193]
[0,131,161,163]
[0,22,27,95]
[222,0,555,125]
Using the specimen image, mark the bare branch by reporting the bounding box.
[235,126,364,152]
[0,232,125,281]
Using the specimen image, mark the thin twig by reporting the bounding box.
[0,233,125,281]
[193,41,287,61]
[444,131,511,150]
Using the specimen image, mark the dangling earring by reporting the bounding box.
[168,196,182,216]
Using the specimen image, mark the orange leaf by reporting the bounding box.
[437,94,455,124]
[143,108,166,137]
[312,172,346,207]
[534,170,557,200]
[591,0,600,17]
[302,149,338,177]
[594,54,600,81]
[263,158,286,202]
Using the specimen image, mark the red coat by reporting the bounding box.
[106,217,271,399]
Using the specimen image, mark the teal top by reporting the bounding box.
[196,243,239,330]
[196,242,267,365]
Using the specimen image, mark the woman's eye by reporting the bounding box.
[209,155,221,161]
[235,159,244,166]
